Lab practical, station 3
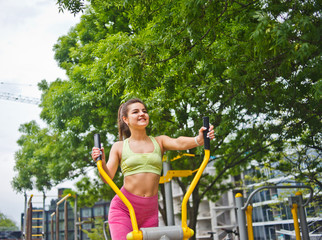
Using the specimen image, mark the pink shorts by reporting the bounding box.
[108,187,159,240]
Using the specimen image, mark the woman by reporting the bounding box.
[92,98,214,239]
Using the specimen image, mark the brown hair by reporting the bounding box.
[118,98,147,140]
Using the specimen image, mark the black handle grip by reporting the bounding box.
[203,117,210,150]
[94,133,102,160]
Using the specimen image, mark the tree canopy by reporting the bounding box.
[13,0,321,236]
[0,212,18,231]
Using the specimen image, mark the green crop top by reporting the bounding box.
[121,136,162,177]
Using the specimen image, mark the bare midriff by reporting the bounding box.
[124,172,160,197]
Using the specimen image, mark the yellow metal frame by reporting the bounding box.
[160,153,198,184]
[291,203,301,240]
[96,148,210,240]
[245,205,254,240]
[97,160,143,240]
[159,169,199,184]
[181,149,210,239]
[169,153,195,162]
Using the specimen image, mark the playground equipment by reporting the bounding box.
[49,193,73,240]
[235,185,313,240]
[94,116,211,240]
[25,191,110,240]
[24,194,46,240]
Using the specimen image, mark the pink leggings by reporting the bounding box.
[108,187,159,240]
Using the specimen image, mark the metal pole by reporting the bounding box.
[235,193,248,240]
[163,161,175,226]
[51,213,55,240]
[74,195,78,240]
[43,194,46,240]
[246,205,254,240]
[103,221,111,240]
[291,203,301,240]
[64,200,68,240]
[296,192,310,240]
[23,192,27,239]
[26,204,32,240]
[56,206,59,240]
[26,195,33,240]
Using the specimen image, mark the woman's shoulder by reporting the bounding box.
[110,141,123,160]
[110,141,124,153]
[153,135,168,152]
[154,135,168,141]
[112,140,124,148]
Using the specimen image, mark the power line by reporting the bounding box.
[0,81,38,87]
[0,92,40,105]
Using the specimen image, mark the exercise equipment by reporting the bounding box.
[94,116,211,240]
[49,193,72,240]
[235,185,313,240]
[24,194,46,240]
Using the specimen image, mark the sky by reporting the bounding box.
[0,0,81,225]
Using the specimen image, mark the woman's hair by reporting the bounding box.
[118,98,147,140]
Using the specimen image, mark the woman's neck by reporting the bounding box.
[129,129,148,141]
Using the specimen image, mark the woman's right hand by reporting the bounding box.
[92,147,105,162]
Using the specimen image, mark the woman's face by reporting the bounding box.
[123,102,149,128]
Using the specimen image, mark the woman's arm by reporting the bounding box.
[157,125,214,151]
[92,142,122,182]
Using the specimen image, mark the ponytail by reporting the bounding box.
[117,98,147,141]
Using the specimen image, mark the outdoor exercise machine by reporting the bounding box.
[24,193,46,240]
[49,193,97,240]
[160,153,196,227]
[235,185,313,240]
[94,116,211,240]
[50,193,73,240]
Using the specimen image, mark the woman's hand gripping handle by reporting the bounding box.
[93,133,102,161]
[203,117,210,150]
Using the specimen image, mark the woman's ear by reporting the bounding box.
[123,116,128,125]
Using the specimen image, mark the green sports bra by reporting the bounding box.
[121,136,162,177]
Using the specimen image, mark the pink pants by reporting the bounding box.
[108,187,159,240]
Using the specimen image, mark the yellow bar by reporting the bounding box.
[32,218,43,220]
[32,226,43,228]
[32,209,43,212]
[159,169,199,184]
[32,234,43,237]
[181,149,210,239]
[50,212,56,217]
[246,205,254,240]
[170,153,195,162]
[57,193,72,206]
[291,203,301,240]
[97,160,142,240]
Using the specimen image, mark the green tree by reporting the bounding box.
[82,218,110,240]
[0,212,18,231]
[13,0,321,238]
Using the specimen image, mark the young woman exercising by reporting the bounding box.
[92,98,215,240]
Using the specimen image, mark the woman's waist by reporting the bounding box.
[124,173,160,197]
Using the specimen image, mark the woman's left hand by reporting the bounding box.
[195,125,215,146]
